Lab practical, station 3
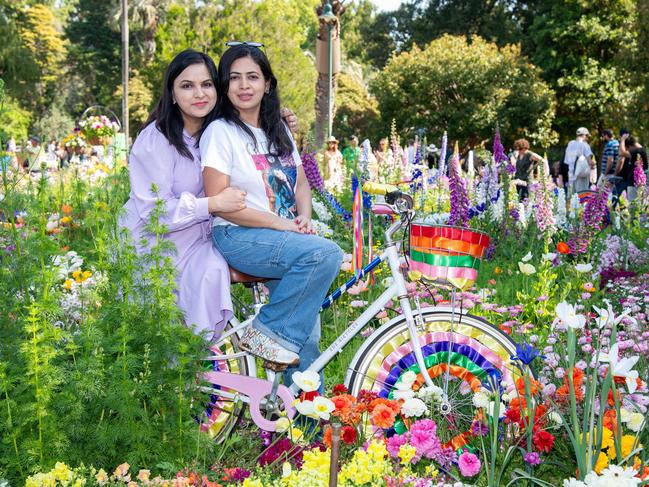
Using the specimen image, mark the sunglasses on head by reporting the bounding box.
[225,41,264,48]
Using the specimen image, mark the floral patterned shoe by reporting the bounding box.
[239,327,300,369]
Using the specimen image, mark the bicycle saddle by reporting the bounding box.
[229,266,268,284]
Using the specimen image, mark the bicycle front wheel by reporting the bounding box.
[345,307,521,449]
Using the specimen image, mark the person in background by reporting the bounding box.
[406,139,416,165]
[550,160,565,190]
[342,135,360,177]
[600,129,619,178]
[373,137,391,165]
[616,133,647,203]
[563,127,594,194]
[511,138,547,200]
[426,144,439,170]
[321,135,344,192]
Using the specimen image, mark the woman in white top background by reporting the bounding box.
[200,43,342,374]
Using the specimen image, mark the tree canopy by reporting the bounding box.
[372,34,557,148]
[1,0,649,150]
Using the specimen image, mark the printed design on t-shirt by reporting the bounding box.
[251,152,298,219]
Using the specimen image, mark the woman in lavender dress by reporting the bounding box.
[120,50,247,340]
[121,49,297,340]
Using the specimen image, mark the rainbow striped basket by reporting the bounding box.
[409,223,491,291]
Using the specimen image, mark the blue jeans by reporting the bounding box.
[212,225,342,371]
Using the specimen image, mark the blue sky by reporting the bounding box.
[369,0,406,12]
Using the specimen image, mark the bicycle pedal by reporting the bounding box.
[263,360,289,372]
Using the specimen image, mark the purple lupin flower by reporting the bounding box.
[634,155,646,187]
[493,127,507,166]
[448,143,470,227]
[301,150,324,190]
[583,186,610,234]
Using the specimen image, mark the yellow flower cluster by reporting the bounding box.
[280,447,330,487]
[582,427,643,474]
[63,269,93,290]
[338,440,393,486]
[26,462,85,487]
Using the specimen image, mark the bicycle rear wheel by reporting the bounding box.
[345,307,521,449]
[201,319,255,442]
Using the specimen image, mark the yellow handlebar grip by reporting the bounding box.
[362,182,399,195]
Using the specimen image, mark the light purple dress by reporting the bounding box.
[120,123,233,339]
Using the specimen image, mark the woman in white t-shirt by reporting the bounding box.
[201,43,342,371]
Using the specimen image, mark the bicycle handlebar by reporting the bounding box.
[362,182,399,195]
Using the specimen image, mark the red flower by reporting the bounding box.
[557,242,570,254]
[332,383,348,395]
[341,425,357,445]
[505,407,521,425]
[533,430,555,453]
[300,390,319,401]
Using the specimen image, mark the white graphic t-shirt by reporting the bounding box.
[200,119,302,226]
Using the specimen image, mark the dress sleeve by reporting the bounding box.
[128,125,210,233]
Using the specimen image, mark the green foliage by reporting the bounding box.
[0,170,215,482]
[113,71,154,138]
[333,67,381,141]
[32,98,76,142]
[18,4,67,88]
[372,35,557,149]
[0,95,32,142]
[380,0,523,58]
[340,1,396,70]
[527,0,639,141]
[65,0,121,108]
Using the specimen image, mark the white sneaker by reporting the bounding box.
[239,327,300,366]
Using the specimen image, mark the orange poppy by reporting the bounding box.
[557,242,570,254]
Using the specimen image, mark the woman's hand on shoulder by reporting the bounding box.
[280,108,298,133]
[209,187,246,213]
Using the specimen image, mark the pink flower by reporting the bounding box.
[348,279,368,295]
[386,433,409,458]
[457,451,481,477]
[409,419,441,459]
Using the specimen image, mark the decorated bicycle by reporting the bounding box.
[201,182,524,450]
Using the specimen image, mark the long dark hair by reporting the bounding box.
[145,49,218,159]
[214,45,293,157]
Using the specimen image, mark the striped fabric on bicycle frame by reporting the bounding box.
[408,224,490,291]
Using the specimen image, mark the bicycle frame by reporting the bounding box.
[204,209,436,423]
